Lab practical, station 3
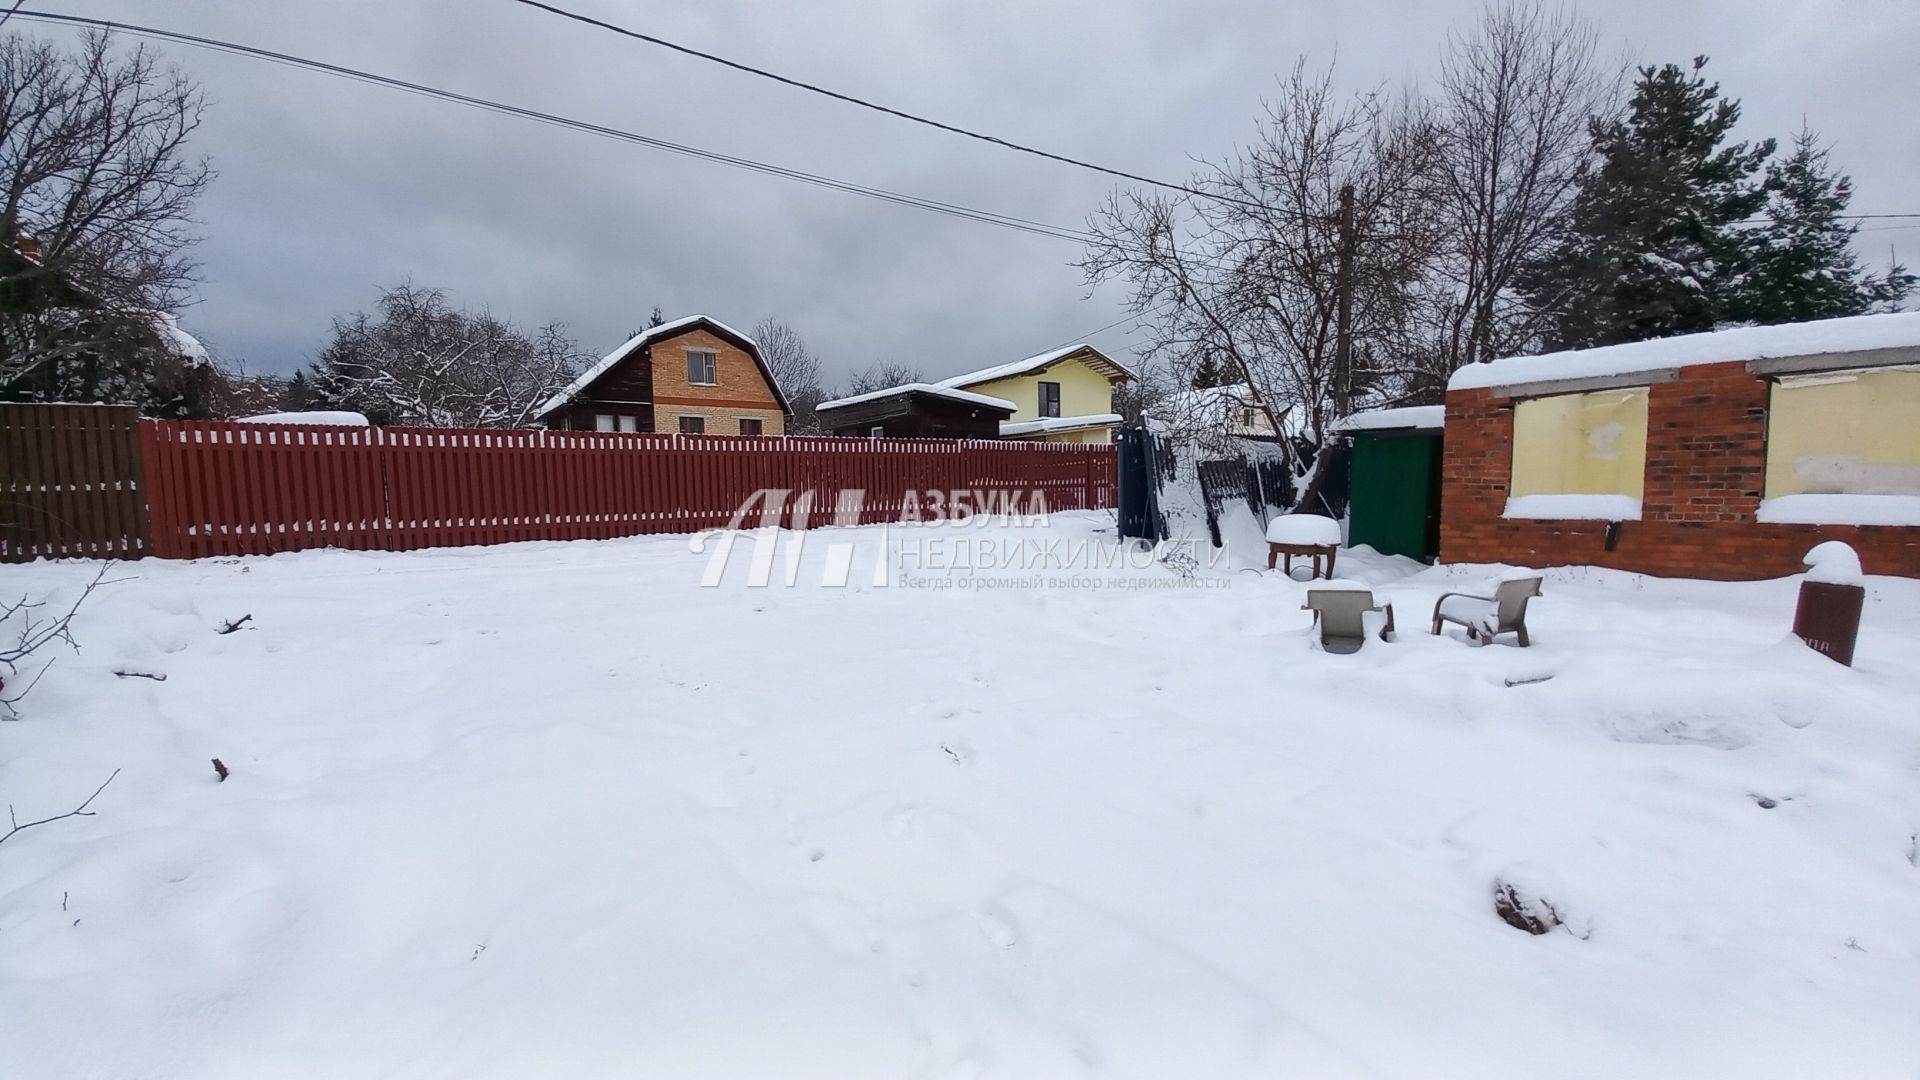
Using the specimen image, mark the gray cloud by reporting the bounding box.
[23,0,1919,387]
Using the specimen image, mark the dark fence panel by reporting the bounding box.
[1,404,149,562]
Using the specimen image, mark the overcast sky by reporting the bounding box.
[18,0,1920,387]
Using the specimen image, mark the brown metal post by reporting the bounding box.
[1792,580,1865,666]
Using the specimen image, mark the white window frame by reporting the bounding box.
[593,413,616,432]
[687,349,719,386]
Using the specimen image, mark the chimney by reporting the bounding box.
[16,236,39,260]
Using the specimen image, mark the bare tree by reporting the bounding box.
[1410,1,1609,391]
[0,31,216,413]
[1083,60,1441,482]
[839,360,924,397]
[752,315,824,433]
[306,284,588,428]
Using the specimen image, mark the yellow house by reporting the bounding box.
[937,344,1135,443]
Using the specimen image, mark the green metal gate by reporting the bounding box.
[1348,431,1441,561]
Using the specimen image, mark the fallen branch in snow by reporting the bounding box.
[113,669,168,682]
[0,769,120,850]
[211,758,229,782]
[216,614,253,635]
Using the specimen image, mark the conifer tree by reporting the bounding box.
[1524,57,1773,347]
[1727,127,1913,324]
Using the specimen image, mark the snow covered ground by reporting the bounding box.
[3,511,1918,1078]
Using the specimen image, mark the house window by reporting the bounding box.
[1506,387,1648,519]
[739,417,763,436]
[870,425,885,438]
[617,415,637,433]
[1241,407,1256,429]
[1038,381,1062,418]
[593,413,616,432]
[1764,368,1920,499]
[687,349,718,386]
[679,415,705,434]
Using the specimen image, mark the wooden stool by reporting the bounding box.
[1268,541,1337,579]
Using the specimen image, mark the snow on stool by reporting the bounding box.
[1265,514,1342,578]
[1265,514,1342,546]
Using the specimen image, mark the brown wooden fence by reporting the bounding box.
[1,404,149,561]
[6,407,1121,560]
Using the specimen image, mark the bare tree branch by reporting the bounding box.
[1,562,109,718]
[0,768,119,849]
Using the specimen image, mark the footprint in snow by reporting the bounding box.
[973,907,1018,949]
[883,805,918,838]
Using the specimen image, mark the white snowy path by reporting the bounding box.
[2,512,1918,1078]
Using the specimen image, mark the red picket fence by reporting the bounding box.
[135,418,1117,559]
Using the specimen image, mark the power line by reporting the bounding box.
[508,2,1920,227]
[506,0,1271,214]
[8,9,1276,283]
[9,9,1112,250]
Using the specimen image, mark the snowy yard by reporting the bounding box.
[3,510,1918,1078]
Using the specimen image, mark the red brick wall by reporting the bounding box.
[1439,361,1920,579]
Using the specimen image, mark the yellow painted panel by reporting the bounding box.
[1510,387,1648,497]
[962,357,1116,423]
[1765,369,1920,496]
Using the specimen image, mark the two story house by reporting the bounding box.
[937,343,1135,443]
[536,315,790,435]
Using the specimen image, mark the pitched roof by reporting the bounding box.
[536,315,790,418]
[999,413,1123,438]
[815,383,1017,413]
[1448,312,1920,393]
[1332,404,1444,432]
[937,343,1135,391]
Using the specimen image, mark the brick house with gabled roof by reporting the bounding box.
[536,315,791,435]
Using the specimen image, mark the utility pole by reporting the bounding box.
[1333,183,1356,419]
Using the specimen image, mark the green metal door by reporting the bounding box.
[1348,432,1439,560]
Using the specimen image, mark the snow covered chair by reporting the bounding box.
[1304,585,1395,654]
[1431,575,1543,647]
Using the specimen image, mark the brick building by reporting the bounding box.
[1440,313,1920,580]
[536,316,790,435]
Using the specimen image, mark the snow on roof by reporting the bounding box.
[999,413,1123,437]
[1449,312,1920,392]
[1333,405,1444,433]
[536,315,761,418]
[937,344,1136,390]
[148,311,209,364]
[1147,383,1258,414]
[815,383,1018,413]
[237,411,371,426]
[1147,385,1306,439]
